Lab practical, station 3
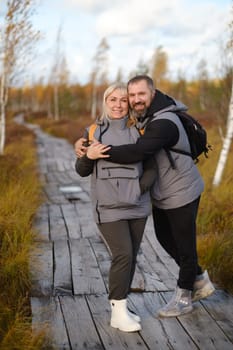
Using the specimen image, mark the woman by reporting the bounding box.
[75,83,151,332]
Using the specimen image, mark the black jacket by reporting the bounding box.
[107,90,179,163]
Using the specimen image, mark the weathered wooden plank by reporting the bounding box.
[74,202,99,238]
[54,171,73,184]
[56,160,67,172]
[70,238,107,295]
[60,295,103,350]
[49,204,68,240]
[61,203,82,239]
[130,264,145,292]
[71,172,91,192]
[128,292,198,350]
[66,170,82,184]
[54,240,72,295]
[31,296,70,349]
[45,184,68,204]
[47,158,58,172]
[87,294,148,350]
[62,159,75,171]
[33,204,49,241]
[44,172,58,184]
[89,237,111,288]
[30,241,53,297]
[201,289,233,343]
[38,158,48,174]
[144,216,179,278]
[162,291,233,350]
[136,241,168,291]
[140,237,177,290]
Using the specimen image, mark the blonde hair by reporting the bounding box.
[98,83,134,125]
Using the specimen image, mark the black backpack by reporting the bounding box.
[167,111,212,168]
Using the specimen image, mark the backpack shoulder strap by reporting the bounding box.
[139,128,144,135]
[88,123,98,143]
[136,126,144,135]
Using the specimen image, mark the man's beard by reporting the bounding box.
[131,104,147,119]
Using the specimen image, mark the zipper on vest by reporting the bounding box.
[96,200,101,224]
[101,166,135,170]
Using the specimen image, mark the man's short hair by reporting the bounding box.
[127,75,155,92]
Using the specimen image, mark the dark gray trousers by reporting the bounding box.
[97,217,147,300]
[152,196,203,290]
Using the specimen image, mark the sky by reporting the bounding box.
[7,0,233,85]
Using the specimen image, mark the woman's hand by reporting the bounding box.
[87,142,111,160]
[74,137,88,158]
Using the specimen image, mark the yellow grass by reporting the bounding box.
[197,127,233,292]
[0,123,51,349]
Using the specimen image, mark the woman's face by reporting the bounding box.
[105,88,128,119]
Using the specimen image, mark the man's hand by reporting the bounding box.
[74,137,88,158]
[86,142,111,160]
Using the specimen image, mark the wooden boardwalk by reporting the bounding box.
[25,121,233,350]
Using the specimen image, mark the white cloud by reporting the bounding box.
[20,0,233,84]
[89,0,231,81]
[96,0,180,36]
[98,0,229,39]
[67,53,87,81]
[64,0,115,12]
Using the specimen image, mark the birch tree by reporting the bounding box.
[212,8,233,186]
[0,0,39,155]
[50,23,64,121]
[212,81,233,186]
[91,37,109,119]
[196,59,209,111]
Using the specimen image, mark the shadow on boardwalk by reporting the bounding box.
[21,118,233,350]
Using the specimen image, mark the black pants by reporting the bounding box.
[97,218,147,300]
[152,197,203,290]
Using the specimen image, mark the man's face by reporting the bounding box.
[128,80,154,117]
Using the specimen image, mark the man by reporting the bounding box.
[75,75,215,317]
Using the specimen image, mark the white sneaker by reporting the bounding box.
[158,287,193,317]
[192,270,215,302]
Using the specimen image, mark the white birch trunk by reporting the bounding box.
[0,0,39,155]
[53,83,59,121]
[212,81,233,186]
